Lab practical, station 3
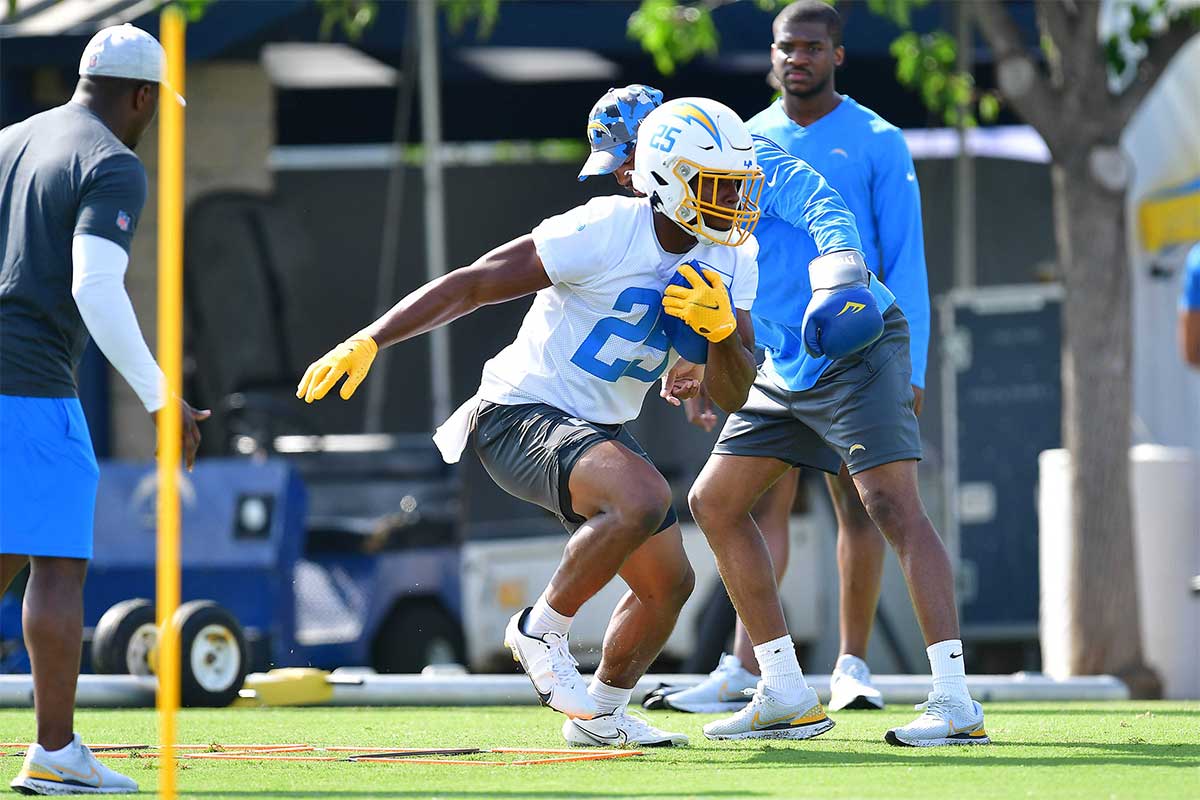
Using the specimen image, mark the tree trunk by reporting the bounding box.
[1051,152,1161,698]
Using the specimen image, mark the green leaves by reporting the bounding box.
[314,0,377,41]
[865,0,932,30]
[1102,0,1184,88]
[174,0,214,22]
[890,30,995,126]
[442,0,501,38]
[627,0,720,75]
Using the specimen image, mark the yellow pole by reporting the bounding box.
[156,7,185,800]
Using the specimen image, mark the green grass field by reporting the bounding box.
[2,703,1197,799]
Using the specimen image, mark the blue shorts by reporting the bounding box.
[0,395,99,559]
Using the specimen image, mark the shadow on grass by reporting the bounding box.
[178,793,759,799]
[707,740,1200,770]
[983,708,1199,716]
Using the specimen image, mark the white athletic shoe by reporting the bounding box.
[9,734,138,795]
[563,707,689,748]
[503,607,597,720]
[654,653,757,714]
[703,683,835,741]
[828,654,885,711]
[885,692,990,747]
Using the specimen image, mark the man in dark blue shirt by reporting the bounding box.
[1,24,206,796]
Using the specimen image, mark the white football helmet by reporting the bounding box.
[632,97,763,246]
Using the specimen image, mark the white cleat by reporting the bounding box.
[828,654,885,711]
[885,693,990,747]
[9,734,138,795]
[503,607,597,720]
[650,653,757,714]
[703,683,835,741]
[563,707,689,748]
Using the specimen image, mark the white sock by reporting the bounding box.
[753,635,808,704]
[927,639,970,700]
[525,594,572,637]
[588,678,633,715]
[836,653,869,674]
[40,739,75,758]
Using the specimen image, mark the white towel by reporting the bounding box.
[432,394,481,464]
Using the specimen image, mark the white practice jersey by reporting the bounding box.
[476,195,758,425]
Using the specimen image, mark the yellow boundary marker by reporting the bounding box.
[156,7,186,800]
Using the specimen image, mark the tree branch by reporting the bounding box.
[972,0,1065,151]
[1112,14,1197,128]
[1035,0,1073,59]
[1034,1,1068,88]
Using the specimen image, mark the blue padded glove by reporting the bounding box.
[802,250,884,359]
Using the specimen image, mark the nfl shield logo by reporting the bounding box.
[116,211,131,232]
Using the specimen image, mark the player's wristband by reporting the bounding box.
[809,250,869,290]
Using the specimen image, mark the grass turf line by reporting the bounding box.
[1,702,1196,799]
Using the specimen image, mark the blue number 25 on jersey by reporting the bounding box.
[571,287,670,382]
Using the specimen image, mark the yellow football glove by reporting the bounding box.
[662,264,737,343]
[296,334,379,403]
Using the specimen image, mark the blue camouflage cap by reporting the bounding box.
[578,83,664,181]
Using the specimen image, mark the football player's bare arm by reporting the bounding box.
[704,310,756,413]
[297,235,552,404]
[364,235,552,348]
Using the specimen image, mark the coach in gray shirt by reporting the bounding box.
[1,24,206,796]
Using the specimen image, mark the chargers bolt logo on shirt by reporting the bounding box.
[116,210,132,231]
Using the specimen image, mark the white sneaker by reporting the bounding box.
[653,653,757,714]
[563,707,689,748]
[503,607,597,720]
[9,734,138,795]
[885,692,990,747]
[703,683,834,741]
[828,654,885,711]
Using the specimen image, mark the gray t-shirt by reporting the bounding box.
[0,102,147,397]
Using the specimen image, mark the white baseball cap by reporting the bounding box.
[79,24,186,106]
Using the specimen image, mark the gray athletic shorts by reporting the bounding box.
[714,306,921,475]
[470,401,679,534]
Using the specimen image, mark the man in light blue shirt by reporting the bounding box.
[708,0,932,714]
[680,1,984,747]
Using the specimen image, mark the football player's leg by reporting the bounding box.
[827,464,887,710]
[852,460,956,646]
[565,525,694,747]
[596,523,694,689]
[656,470,796,716]
[829,464,884,658]
[731,468,799,675]
[853,460,987,744]
[547,440,674,616]
[690,455,832,741]
[24,556,88,751]
[509,439,671,720]
[689,454,792,649]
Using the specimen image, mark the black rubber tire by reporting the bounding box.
[91,599,156,675]
[371,601,466,674]
[173,600,249,708]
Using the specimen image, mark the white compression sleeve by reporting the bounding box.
[72,234,167,413]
